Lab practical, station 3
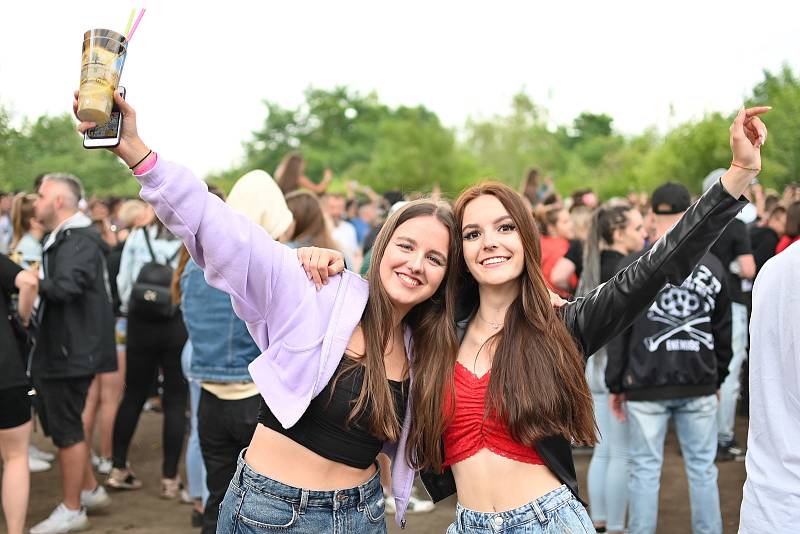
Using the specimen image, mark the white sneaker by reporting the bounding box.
[96,457,113,475]
[29,445,56,462]
[29,456,52,473]
[90,450,100,468]
[383,494,396,515]
[29,503,90,534]
[81,485,111,512]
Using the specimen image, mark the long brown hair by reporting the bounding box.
[414,182,595,473]
[285,190,339,250]
[275,153,305,195]
[10,193,37,250]
[342,200,459,447]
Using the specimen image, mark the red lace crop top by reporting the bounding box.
[442,361,544,468]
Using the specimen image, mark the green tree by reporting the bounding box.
[748,65,800,188]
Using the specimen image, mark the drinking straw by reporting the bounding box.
[126,8,146,42]
[123,9,136,37]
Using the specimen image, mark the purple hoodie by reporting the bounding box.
[137,158,416,527]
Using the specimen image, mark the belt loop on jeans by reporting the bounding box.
[456,506,465,532]
[298,489,309,515]
[530,499,547,525]
[358,483,366,505]
[235,449,247,487]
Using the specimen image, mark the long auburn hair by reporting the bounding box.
[275,153,305,195]
[285,190,339,250]
[414,182,595,473]
[340,199,459,447]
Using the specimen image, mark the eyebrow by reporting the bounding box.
[396,235,447,260]
[461,215,513,231]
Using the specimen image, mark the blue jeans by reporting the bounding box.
[446,485,594,533]
[717,302,748,444]
[181,342,209,505]
[587,390,629,531]
[627,396,721,534]
[218,450,387,533]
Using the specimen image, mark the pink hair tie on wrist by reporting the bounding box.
[133,151,158,176]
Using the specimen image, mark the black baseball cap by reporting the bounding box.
[651,182,691,215]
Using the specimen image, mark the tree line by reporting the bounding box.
[1,65,797,199]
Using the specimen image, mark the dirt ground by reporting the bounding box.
[9,412,748,533]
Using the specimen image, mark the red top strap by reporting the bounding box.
[442,361,544,468]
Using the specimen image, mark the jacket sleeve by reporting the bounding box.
[561,180,747,358]
[711,270,733,389]
[602,253,638,394]
[39,235,98,304]
[135,158,310,348]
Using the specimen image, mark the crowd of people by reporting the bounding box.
[0,93,796,534]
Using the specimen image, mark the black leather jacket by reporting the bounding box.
[420,179,746,505]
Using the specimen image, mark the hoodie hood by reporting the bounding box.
[226,170,293,239]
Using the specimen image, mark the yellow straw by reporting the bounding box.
[123,9,136,37]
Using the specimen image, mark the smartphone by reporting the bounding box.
[83,86,125,149]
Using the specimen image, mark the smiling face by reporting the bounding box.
[377,214,450,317]
[461,194,525,289]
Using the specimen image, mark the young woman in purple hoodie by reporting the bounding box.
[74,92,459,532]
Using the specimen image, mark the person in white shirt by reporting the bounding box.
[739,241,800,533]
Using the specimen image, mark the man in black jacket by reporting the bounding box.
[29,173,116,534]
[606,182,733,534]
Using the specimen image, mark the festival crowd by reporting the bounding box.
[0,95,797,534]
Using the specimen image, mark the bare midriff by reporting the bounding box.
[451,448,562,512]
[244,424,377,490]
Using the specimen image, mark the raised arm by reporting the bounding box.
[562,106,768,357]
[74,92,310,343]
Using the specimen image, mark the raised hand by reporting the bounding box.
[730,106,770,171]
[73,90,150,169]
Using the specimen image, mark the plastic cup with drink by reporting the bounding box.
[76,29,127,125]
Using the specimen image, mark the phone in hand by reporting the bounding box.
[83,86,125,149]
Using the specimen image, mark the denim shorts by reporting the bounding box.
[447,485,594,533]
[218,450,387,534]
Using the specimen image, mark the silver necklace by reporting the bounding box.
[476,312,503,330]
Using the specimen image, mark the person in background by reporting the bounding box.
[520,168,556,209]
[738,241,800,533]
[579,201,647,534]
[607,181,735,534]
[109,205,187,498]
[9,193,44,269]
[274,152,333,195]
[322,192,361,269]
[0,254,38,534]
[534,204,577,297]
[702,169,756,463]
[29,173,116,534]
[0,191,13,255]
[750,204,786,273]
[285,190,338,251]
[8,192,52,473]
[351,200,379,248]
[775,200,800,253]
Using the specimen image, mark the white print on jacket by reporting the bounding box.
[644,264,721,352]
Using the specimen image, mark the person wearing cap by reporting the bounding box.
[701,169,756,462]
[605,181,734,534]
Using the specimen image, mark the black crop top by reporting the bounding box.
[258,358,410,469]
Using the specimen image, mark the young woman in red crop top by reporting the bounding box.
[410,106,770,534]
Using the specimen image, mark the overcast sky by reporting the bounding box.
[1,1,797,178]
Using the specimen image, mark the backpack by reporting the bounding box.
[128,228,180,321]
